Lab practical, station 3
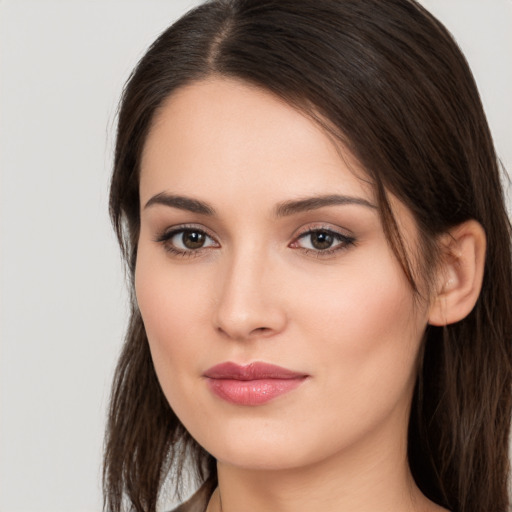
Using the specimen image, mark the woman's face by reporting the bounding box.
[136,78,431,470]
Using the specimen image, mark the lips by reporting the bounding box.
[203,362,308,406]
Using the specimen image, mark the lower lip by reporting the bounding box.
[206,378,306,405]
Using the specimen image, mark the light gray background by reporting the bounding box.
[0,1,510,511]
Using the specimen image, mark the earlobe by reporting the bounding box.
[428,220,486,326]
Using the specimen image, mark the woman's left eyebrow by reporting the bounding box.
[274,194,376,217]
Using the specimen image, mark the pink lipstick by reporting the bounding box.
[203,362,308,406]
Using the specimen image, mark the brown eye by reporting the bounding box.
[181,230,206,249]
[292,228,355,254]
[157,228,218,254]
[310,231,334,250]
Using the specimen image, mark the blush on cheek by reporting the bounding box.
[307,271,422,390]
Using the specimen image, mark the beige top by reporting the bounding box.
[169,483,213,512]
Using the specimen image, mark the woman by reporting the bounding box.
[103,1,512,511]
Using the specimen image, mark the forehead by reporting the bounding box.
[139,77,374,208]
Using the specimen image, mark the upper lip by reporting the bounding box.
[203,362,308,381]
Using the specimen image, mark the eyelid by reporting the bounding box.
[292,223,354,240]
[154,223,218,241]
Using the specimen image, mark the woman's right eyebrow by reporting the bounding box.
[144,192,215,215]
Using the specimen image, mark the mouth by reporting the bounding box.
[202,361,309,406]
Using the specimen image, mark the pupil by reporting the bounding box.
[183,231,205,249]
[312,231,333,250]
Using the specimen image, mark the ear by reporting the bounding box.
[428,220,486,326]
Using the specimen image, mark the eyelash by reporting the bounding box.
[154,225,218,258]
[292,227,356,257]
[154,225,356,259]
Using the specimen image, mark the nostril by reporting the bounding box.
[216,324,272,339]
[250,326,272,336]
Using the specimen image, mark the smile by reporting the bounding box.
[203,362,309,406]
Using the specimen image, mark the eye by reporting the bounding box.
[290,228,355,255]
[171,230,214,250]
[155,227,219,256]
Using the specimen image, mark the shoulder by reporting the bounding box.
[168,482,213,512]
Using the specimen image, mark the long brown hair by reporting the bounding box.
[104,1,512,511]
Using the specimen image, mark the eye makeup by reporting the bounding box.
[289,224,356,258]
[153,222,356,260]
[153,224,220,258]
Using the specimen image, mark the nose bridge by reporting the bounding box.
[213,242,286,340]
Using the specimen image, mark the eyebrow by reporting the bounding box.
[144,192,215,215]
[143,192,376,217]
[274,194,376,217]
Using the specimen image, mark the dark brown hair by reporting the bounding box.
[104,1,512,511]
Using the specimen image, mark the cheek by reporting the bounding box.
[135,237,214,334]
[134,248,212,396]
[296,253,425,396]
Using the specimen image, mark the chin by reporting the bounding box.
[214,445,305,471]
[187,419,303,470]
[195,422,337,472]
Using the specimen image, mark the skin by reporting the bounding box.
[136,77,450,512]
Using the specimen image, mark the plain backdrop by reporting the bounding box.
[0,1,510,511]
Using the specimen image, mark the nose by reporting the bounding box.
[213,249,287,341]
